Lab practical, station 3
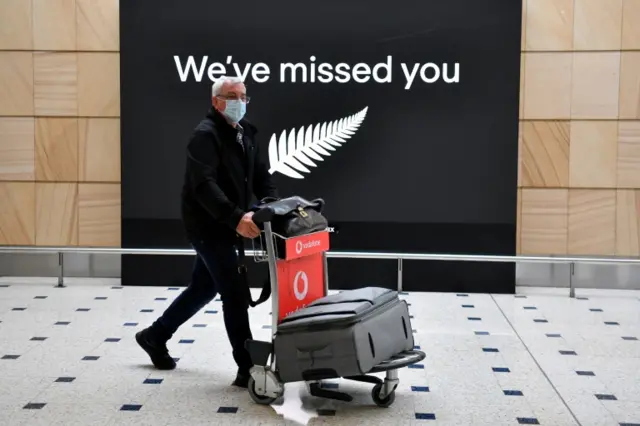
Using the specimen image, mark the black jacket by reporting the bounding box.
[181,108,278,241]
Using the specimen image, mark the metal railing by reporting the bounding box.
[1,245,639,297]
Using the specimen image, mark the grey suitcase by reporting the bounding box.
[273,287,414,383]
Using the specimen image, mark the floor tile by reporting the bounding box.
[120,404,142,411]
[2,354,20,359]
[415,412,436,420]
[23,403,46,409]
[595,393,617,401]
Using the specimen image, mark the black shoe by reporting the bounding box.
[232,370,251,388]
[135,328,176,370]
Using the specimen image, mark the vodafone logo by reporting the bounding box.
[293,270,309,301]
[295,239,321,255]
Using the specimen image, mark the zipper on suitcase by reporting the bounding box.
[277,298,405,334]
[281,293,398,326]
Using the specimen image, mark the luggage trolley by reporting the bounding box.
[245,209,426,408]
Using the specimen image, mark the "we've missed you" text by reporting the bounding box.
[174,55,460,90]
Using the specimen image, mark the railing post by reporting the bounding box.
[397,258,403,292]
[568,262,575,298]
[56,252,65,288]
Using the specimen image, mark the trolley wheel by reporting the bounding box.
[371,383,396,408]
[248,377,279,405]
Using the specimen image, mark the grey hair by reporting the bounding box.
[211,76,244,97]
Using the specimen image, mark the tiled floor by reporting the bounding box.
[1,277,639,426]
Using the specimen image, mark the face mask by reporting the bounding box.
[222,99,246,123]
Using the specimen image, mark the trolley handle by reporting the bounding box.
[252,205,276,224]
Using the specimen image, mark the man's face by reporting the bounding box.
[212,82,248,112]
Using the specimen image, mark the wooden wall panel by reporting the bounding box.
[0,52,34,116]
[568,189,616,255]
[33,52,78,116]
[523,53,572,119]
[521,121,570,187]
[518,121,523,186]
[525,0,573,51]
[77,0,119,51]
[0,0,122,249]
[622,0,640,50]
[519,0,640,259]
[571,52,620,119]
[616,190,640,256]
[617,121,640,188]
[0,0,33,50]
[569,121,618,188]
[78,183,121,247]
[519,55,525,118]
[79,118,120,182]
[619,52,640,120]
[520,189,568,255]
[0,118,35,181]
[35,118,78,182]
[77,53,120,117]
[0,182,35,246]
[35,183,78,246]
[33,0,77,51]
[573,0,623,51]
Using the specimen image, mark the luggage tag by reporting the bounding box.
[297,206,309,218]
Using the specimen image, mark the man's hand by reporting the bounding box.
[236,212,261,239]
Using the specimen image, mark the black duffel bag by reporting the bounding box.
[252,196,328,237]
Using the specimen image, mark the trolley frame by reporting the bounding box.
[246,221,426,407]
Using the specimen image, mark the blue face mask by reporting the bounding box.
[222,99,246,123]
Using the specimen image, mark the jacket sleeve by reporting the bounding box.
[186,132,245,230]
[253,139,279,201]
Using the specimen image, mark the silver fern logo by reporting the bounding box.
[267,107,369,179]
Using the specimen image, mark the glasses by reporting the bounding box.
[216,95,251,104]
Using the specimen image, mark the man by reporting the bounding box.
[136,76,278,388]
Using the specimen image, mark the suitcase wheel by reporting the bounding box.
[248,377,280,405]
[371,383,396,408]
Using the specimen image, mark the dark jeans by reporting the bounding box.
[151,238,253,373]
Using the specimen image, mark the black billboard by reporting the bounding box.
[120,0,522,293]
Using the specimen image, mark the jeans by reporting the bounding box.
[152,238,254,373]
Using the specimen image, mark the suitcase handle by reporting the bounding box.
[296,344,332,360]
